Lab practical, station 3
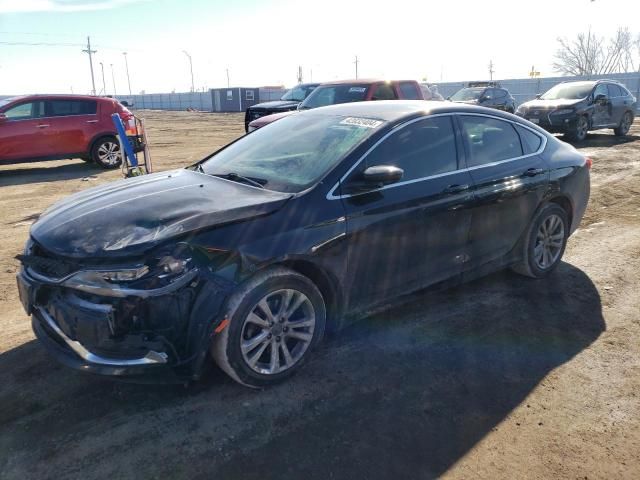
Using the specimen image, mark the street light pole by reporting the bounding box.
[182,50,195,92]
[123,52,132,95]
[99,62,106,95]
[110,64,117,96]
[226,68,230,88]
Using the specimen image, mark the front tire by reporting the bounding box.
[512,203,569,278]
[91,137,122,169]
[212,267,326,388]
[566,115,589,142]
[614,111,633,137]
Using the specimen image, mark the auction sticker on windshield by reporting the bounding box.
[340,117,383,129]
[348,87,367,93]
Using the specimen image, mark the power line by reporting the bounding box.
[0,41,84,47]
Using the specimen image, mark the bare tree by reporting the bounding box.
[553,27,640,76]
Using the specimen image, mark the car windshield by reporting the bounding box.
[450,88,484,101]
[540,82,594,100]
[199,113,382,193]
[299,84,370,110]
[281,85,315,102]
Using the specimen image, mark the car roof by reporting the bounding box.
[299,100,519,122]
[4,94,111,102]
[317,79,415,86]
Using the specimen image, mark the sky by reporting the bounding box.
[0,0,638,95]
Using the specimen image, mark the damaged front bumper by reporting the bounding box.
[18,262,234,381]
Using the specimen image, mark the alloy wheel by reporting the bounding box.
[97,141,121,166]
[620,113,632,135]
[534,214,565,270]
[240,289,315,375]
[576,116,588,140]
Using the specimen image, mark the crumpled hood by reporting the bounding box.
[250,100,299,110]
[31,169,291,258]
[521,98,584,109]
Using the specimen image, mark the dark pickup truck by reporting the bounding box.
[247,79,425,132]
[244,83,319,132]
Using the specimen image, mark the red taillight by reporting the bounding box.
[585,157,593,169]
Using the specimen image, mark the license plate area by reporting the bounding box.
[529,118,540,124]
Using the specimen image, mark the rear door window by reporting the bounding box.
[363,116,458,180]
[459,116,524,167]
[607,84,623,97]
[399,82,421,100]
[48,100,98,117]
[371,83,397,101]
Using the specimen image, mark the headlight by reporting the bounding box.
[100,266,149,282]
[62,245,197,297]
[551,109,574,115]
[516,105,528,114]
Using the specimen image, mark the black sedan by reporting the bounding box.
[17,101,591,387]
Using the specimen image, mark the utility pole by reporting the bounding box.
[110,63,117,96]
[182,50,195,92]
[226,68,230,88]
[82,36,97,95]
[297,65,303,84]
[488,59,495,81]
[123,52,132,95]
[354,55,359,79]
[99,62,106,95]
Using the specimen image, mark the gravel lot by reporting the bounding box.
[0,111,638,479]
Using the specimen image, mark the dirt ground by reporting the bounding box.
[0,111,638,480]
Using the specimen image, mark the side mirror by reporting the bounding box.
[345,165,404,194]
[363,165,403,185]
[535,93,542,99]
[0,113,7,124]
[594,94,607,104]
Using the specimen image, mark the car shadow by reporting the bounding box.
[0,262,604,480]
[0,160,103,188]
[559,132,640,148]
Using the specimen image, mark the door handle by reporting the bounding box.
[523,168,545,177]
[86,120,99,123]
[442,184,470,194]
[36,124,50,128]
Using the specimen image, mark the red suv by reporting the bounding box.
[0,94,134,169]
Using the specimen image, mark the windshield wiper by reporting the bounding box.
[211,172,266,189]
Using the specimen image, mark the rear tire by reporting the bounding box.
[565,115,589,142]
[212,267,326,388]
[91,137,122,169]
[512,203,569,279]
[614,111,633,137]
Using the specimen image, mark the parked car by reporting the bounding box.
[18,101,590,387]
[516,80,637,141]
[449,83,516,113]
[244,83,319,132]
[247,79,424,131]
[0,94,134,168]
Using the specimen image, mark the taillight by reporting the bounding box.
[118,109,138,136]
[585,157,593,169]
